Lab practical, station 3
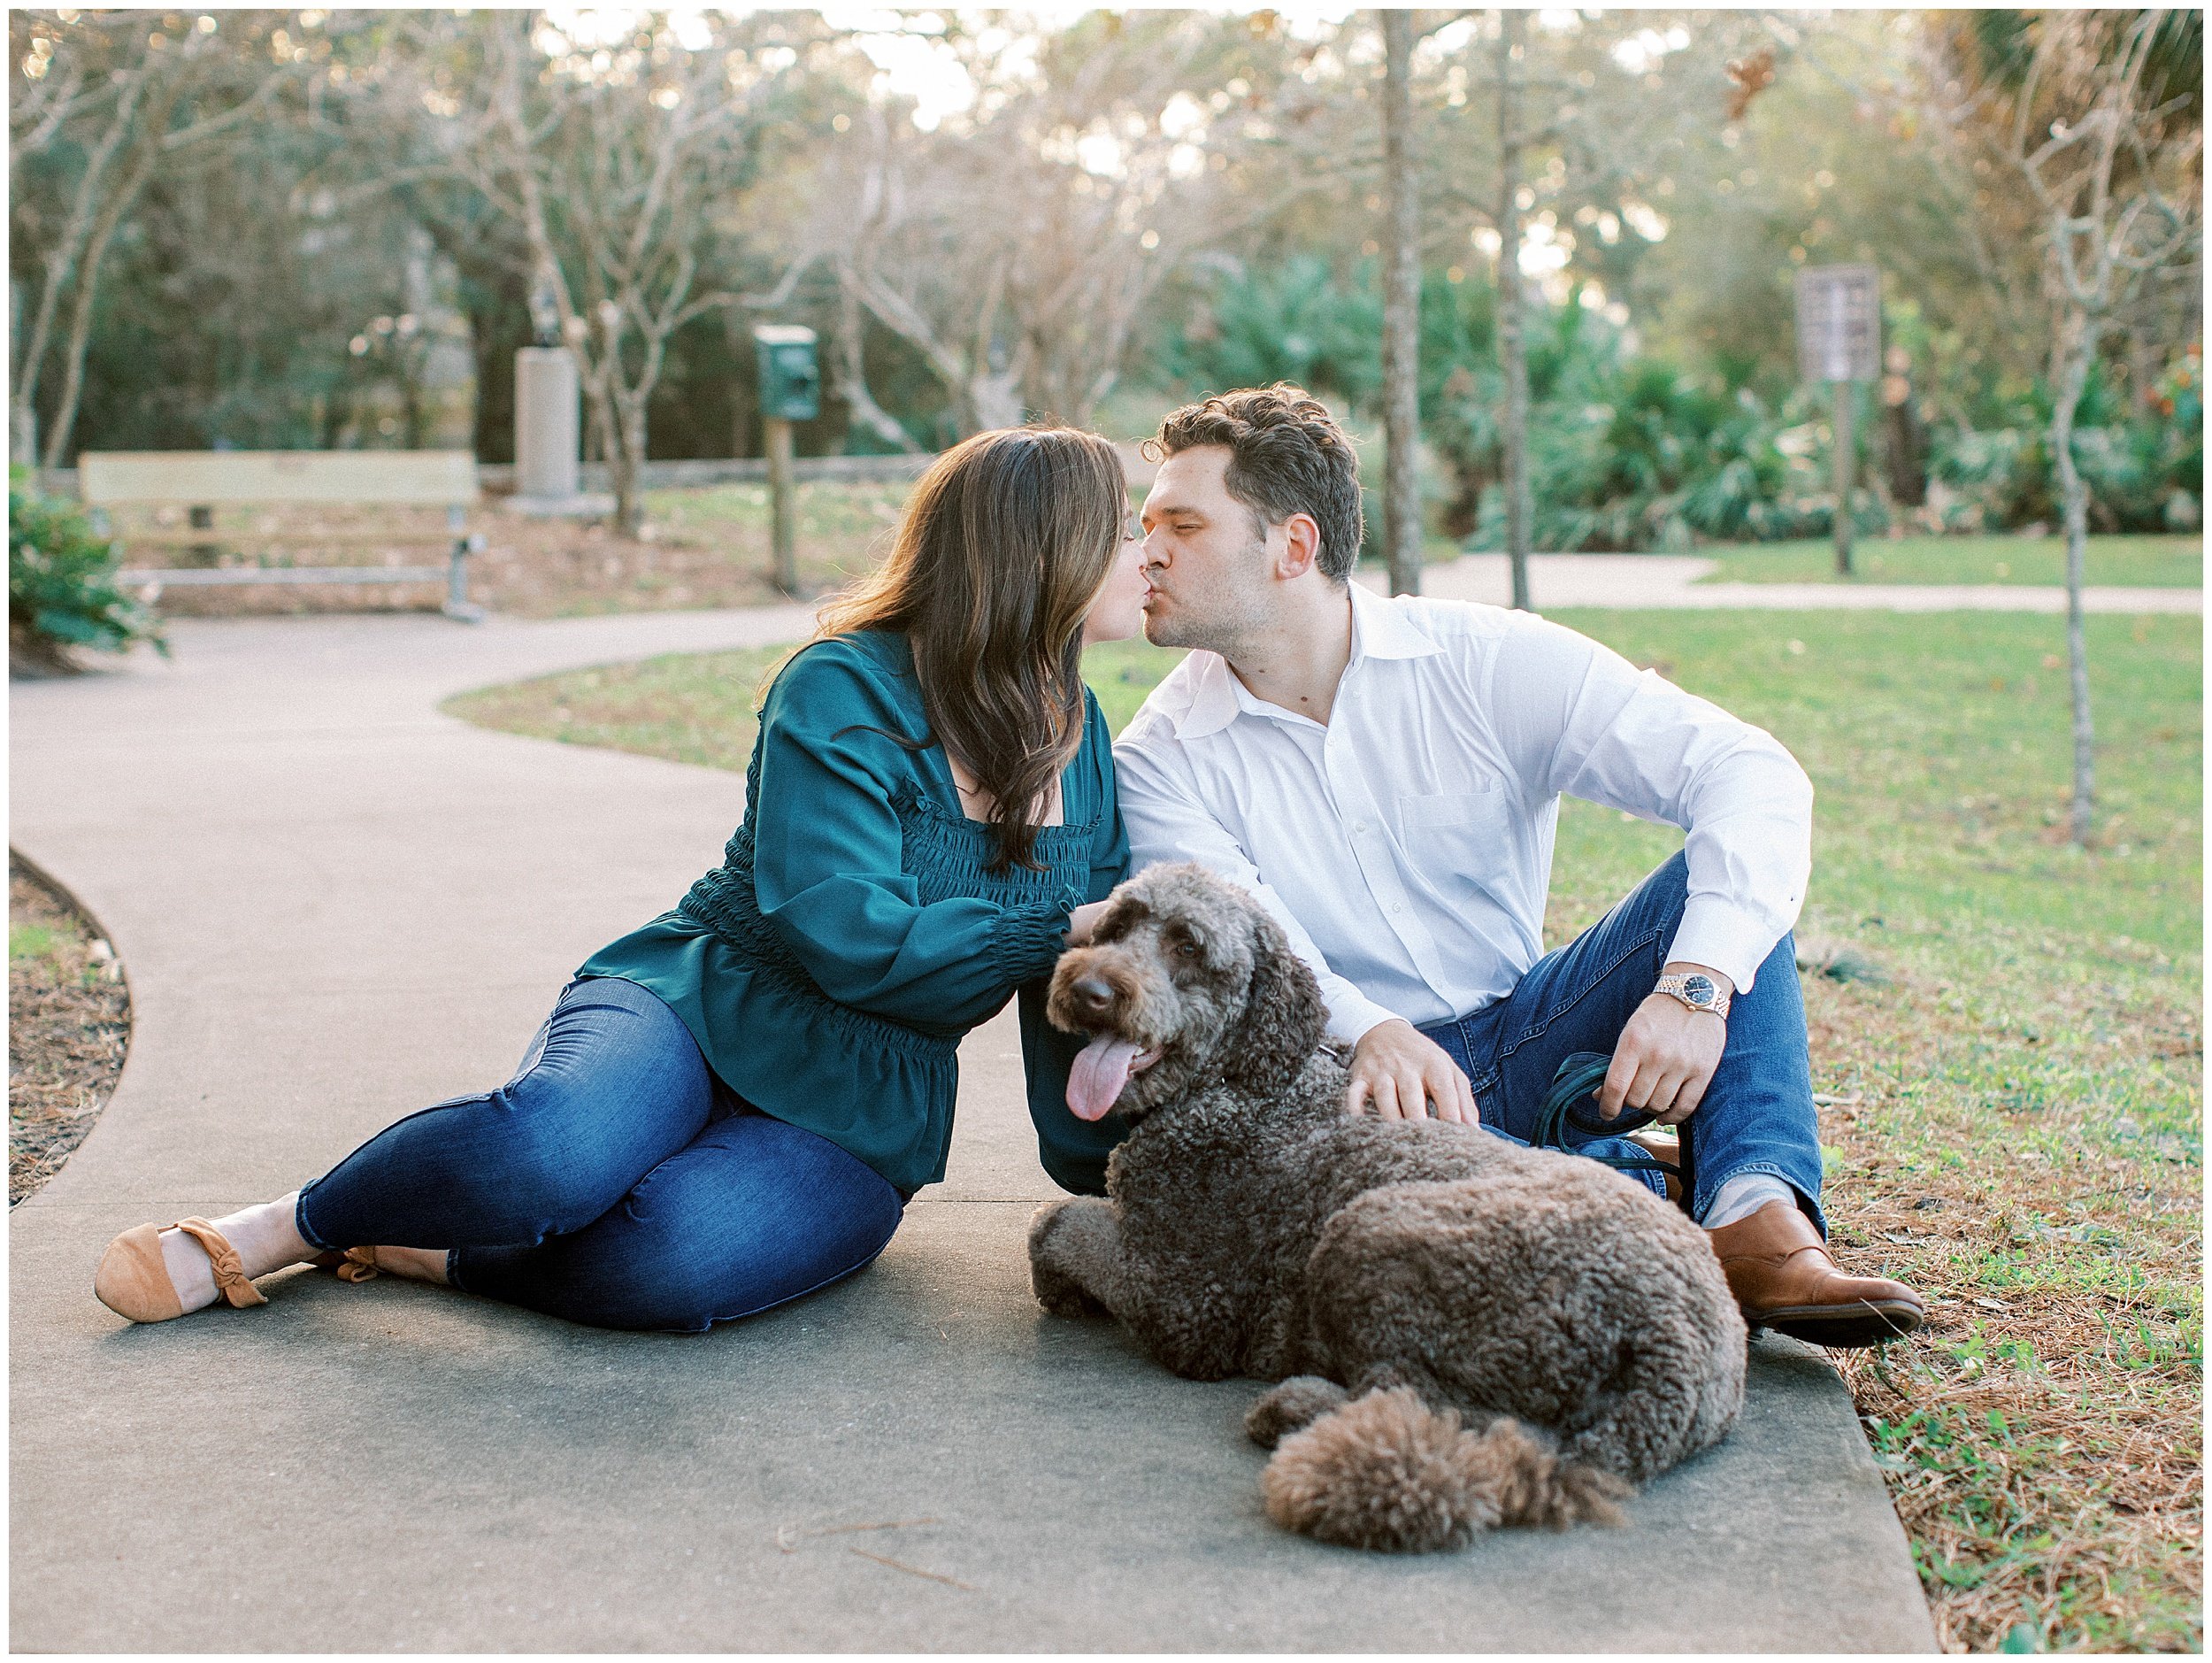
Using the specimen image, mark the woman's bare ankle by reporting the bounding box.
[365,1244,449,1285]
[211,1192,317,1278]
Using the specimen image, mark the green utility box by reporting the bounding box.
[753,324,821,422]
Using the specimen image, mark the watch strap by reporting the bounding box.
[1654,973,1731,1019]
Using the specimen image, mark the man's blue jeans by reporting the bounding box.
[296,976,905,1332]
[1417,851,1825,1232]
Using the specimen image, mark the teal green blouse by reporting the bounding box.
[576,629,1132,1197]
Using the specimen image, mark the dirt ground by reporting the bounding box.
[115,483,898,621]
[9,860,130,1205]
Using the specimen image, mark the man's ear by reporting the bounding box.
[1274,512,1323,581]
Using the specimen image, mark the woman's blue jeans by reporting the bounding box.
[1417,851,1826,1232]
[296,976,905,1333]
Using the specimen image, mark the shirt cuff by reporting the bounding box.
[991,886,1080,987]
[1668,897,1786,996]
[1323,986,1404,1049]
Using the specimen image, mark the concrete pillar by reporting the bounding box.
[513,346,580,502]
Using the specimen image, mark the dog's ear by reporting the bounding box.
[1222,906,1328,1094]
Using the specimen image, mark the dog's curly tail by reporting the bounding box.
[1259,1386,1631,1551]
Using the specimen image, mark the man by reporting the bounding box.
[1114,384,1924,1349]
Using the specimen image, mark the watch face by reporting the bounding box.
[1681,974,1716,1006]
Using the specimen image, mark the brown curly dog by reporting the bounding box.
[1032,862,1747,1551]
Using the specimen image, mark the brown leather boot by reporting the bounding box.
[1622,1128,1685,1208]
[1708,1200,1925,1349]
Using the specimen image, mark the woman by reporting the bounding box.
[93,427,1150,1332]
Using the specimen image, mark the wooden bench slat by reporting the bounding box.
[81,450,478,506]
[116,531,463,550]
[116,566,454,587]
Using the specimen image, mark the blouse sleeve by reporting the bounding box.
[749,643,1078,1029]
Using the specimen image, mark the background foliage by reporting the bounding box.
[7,468,164,669]
[10,8,2200,546]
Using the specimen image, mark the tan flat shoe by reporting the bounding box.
[94,1217,269,1323]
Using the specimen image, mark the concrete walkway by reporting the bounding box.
[11,608,1937,1651]
[1378,551,2203,613]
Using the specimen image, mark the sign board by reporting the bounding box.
[1793,264,1881,383]
[753,324,821,422]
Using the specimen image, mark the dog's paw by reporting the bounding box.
[1246,1375,1350,1448]
[1027,1202,1109,1318]
[1032,1260,1109,1319]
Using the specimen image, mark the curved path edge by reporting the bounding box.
[10,608,1935,1651]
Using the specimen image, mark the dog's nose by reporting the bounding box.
[1069,975,1116,1020]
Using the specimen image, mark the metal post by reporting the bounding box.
[765,416,798,596]
[1832,381,1855,577]
[444,504,486,622]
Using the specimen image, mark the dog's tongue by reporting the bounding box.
[1067,1035,1144,1121]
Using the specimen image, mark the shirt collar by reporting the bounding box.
[1347,579,1446,661]
[1168,583,1443,740]
[1170,651,1245,740]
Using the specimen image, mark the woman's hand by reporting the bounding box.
[1066,899,1110,947]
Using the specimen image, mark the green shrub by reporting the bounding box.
[1165,261,2200,550]
[1929,354,2202,535]
[8,470,165,674]
[1162,254,1386,409]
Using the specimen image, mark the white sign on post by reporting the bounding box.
[1793,264,1881,383]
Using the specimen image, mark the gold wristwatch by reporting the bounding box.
[1654,972,1731,1020]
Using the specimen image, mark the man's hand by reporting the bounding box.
[1346,1019,1478,1124]
[1598,964,1732,1125]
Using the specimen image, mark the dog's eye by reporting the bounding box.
[1175,941,1199,959]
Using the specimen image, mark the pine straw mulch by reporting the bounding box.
[1799,928,2201,1652]
[9,859,131,1205]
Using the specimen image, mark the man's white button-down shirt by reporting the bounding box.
[1112,583,1815,1046]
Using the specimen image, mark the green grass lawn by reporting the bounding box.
[448,608,2200,1651]
[621,485,2198,604]
[1698,533,2202,589]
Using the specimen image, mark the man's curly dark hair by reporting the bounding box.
[1148,384,1364,581]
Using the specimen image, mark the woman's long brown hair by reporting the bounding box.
[811,427,1127,871]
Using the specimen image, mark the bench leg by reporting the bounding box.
[442,536,486,623]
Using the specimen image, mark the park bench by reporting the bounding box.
[81,450,486,621]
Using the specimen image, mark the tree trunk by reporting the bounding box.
[2126,327,2158,417]
[835,272,922,454]
[612,397,648,536]
[1880,360,1928,506]
[1380,8,1423,597]
[1496,8,1532,610]
[968,369,1024,433]
[12,57,153,462]
[41,99,173,470]
[2048,311,2097,846]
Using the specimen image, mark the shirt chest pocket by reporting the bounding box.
[1396,780,1513,850]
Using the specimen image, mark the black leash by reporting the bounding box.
[1532,1051,1695,1204]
